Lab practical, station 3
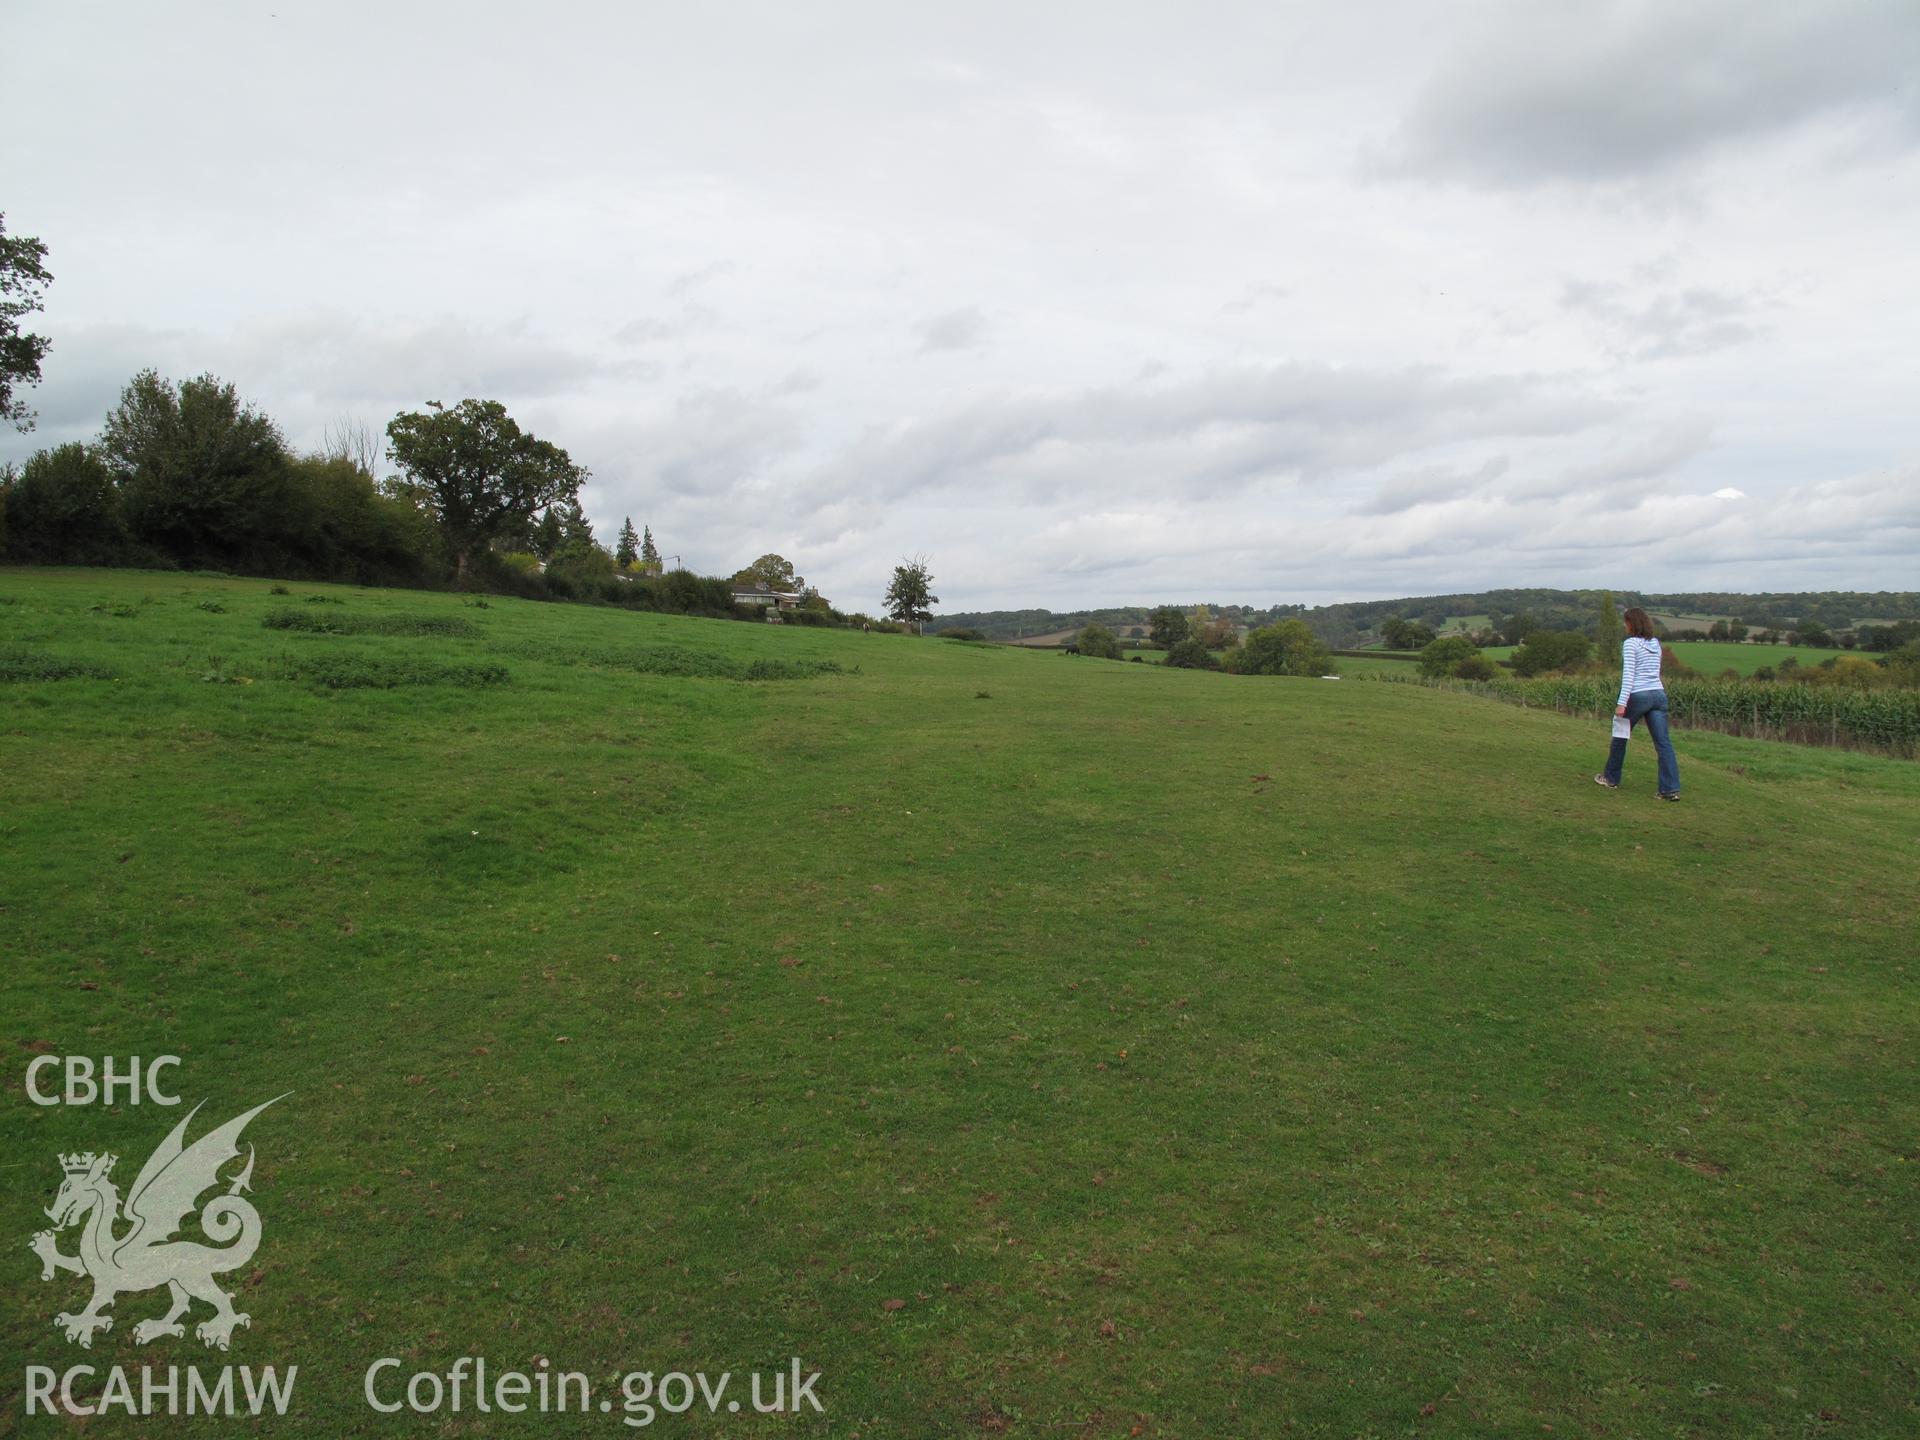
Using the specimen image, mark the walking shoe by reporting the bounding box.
[1593,774,1618,789]
[1660,792,1681,801]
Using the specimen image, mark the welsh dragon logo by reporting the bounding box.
[28,1096,285,1350]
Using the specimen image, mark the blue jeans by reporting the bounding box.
[1603,688,1680,795]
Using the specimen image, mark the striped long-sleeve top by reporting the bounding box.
[1616,636,1664,706]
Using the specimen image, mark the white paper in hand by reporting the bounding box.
[1611,716,1632,740]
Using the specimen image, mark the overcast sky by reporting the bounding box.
[6,0,1918,612]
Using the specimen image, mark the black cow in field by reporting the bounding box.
[1062,644,1080,656]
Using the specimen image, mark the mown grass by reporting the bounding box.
[1,567,1915,1438]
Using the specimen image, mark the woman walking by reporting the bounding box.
[1596,607,1680,800]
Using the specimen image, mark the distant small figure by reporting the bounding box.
[1595,607,1681,800]
[1062,644,1080,657]
[862,622,870,634]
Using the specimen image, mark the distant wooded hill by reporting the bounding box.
[934,590,1920,647]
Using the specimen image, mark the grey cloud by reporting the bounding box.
[1377,0,1920,186]
[914,307,991,354]
[0,323,194,453]
[813,362,1619,509]
[773,366,824,395]
[1219,282,1289,316]
[1,314,619,463]
[613,304,719,345]
[1560,279,1766,360]
[227,313,620,406]
[580,386,807,507]
[1357,456,1510,515]
[666,261,736,296]
[1493,420,1718,504]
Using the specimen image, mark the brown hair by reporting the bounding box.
[1622,607,1656,640]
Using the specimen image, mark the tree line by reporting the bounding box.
[0,363,943,630]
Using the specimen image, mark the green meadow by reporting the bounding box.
[2,568,1917,1437]
[1483,639,1876,678]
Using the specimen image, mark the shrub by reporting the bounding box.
[545,542,617,590]
[1453,653,1498,681]
[1163,637,1219,670]
[1509,630,1592,676]
[1785,654,1900,690]
[1231,620,1330,676]
[1419,635,1481,678]
[1883,641,1920,688]
[1075,624,1122,659]
[196,599,227,614]
[940,627,986,641]
[0,444,131,564]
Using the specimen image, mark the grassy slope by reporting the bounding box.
[2,568,1916,1438]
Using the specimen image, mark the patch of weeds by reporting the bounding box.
[200,655,252,685]
[462,598,492,609]
[304,594,346,605]
[0,648,114,682]
[261,609,480,638]
[88,601,139,619]
[976,690,992,699]
[548,645,848,682]
[196,600,228,614]
[269,584,291,596]
[281,654,509,690]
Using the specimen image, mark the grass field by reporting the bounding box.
[1325,654,1414,677]
[3,568,1917,1437]
[1484,640,1877,678]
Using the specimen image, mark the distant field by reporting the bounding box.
[1333,654,1419,676]
[1482,640,1880,677]
[3,568,1916,1436]
[1649,611,1741,629]
[1003,628,1159,649]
